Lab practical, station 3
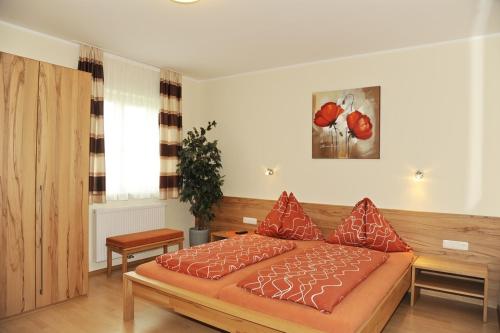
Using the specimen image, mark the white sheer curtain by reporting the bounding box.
[103,54,160,200]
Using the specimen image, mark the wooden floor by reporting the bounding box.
[0,270,498,333]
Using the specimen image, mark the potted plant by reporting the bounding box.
[178,121,224,246]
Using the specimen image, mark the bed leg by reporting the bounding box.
[122,251,128,274]
[123,275,134,321]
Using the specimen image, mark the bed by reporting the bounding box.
[123,238,413,333]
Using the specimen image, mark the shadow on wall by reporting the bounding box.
[465,0,492,211]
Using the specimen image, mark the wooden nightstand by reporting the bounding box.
[210,230,247,242]
[411,256,489,322]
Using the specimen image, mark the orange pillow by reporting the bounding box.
[326,198,411,252]
[279,193,323,240]
[256,191,288,237]
[363,199,411,252]
[326,199,366,247]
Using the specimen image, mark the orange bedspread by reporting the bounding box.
[237,244,388,313]
[219,251,413,333]
[155,234,296,279]
[136,240,323,297]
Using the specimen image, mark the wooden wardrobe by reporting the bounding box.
[0,52,90,318]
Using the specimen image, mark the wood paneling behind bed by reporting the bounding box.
[211,196,500,307]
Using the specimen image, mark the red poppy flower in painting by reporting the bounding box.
[313,102,344,127]
[347,111,373,140]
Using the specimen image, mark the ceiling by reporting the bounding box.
[1,0,499,79]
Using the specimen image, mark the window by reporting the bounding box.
[103,54,160,200]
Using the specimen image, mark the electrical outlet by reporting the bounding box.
[243,217,257,225]
[442,240,469,251]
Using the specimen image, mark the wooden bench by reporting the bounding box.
[106,228,184,275]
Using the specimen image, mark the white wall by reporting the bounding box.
[202,35,500,217]
[0,21,198,271]
[0,21,78,68]
[3,18,500,271]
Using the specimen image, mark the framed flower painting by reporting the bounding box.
[312,86,380,159]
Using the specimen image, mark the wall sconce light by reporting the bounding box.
[265,168,274,176]
[414,170,424,181]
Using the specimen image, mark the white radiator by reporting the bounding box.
[93,203,167,263]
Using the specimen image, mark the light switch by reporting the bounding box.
[442,240,469,251]
[243,217,257,225]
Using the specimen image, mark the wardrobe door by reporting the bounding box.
[36,62,91,307]
[0,53,38,318]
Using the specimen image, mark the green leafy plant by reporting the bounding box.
[178,121,224,230]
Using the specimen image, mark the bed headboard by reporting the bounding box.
[211,196,500,307]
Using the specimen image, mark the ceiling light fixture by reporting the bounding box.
[171,0,200,3]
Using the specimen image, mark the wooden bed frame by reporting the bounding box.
[211,196,500,307]
[123,263,412,333]
[121,192,500,331]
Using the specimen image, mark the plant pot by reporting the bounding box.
[189,227,209,247]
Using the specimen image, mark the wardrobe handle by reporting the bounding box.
[39,185,43,295]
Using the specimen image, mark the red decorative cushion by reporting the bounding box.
[279,193,323,240]
[326,199,366,247]
[326,198,411,252]
[363,199,412,252]
[256,191,288,237]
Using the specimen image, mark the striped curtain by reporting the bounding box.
[78,45,106,203]
[159,69,182,199]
